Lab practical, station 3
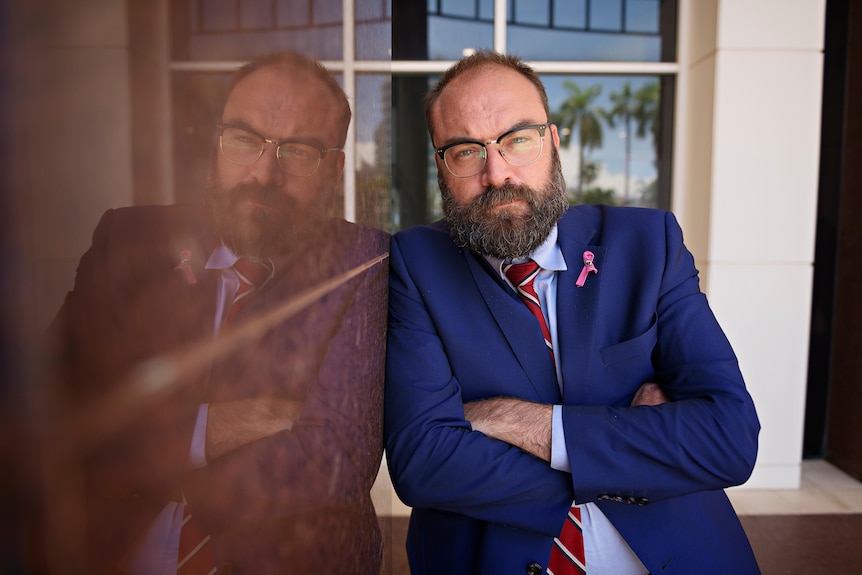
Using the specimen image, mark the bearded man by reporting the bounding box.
[384,50,761,575]
[44,51,389,575]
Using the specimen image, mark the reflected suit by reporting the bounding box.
[47,203,389,574]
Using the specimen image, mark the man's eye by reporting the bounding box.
[452,146,480,160]
[281,146,311,158]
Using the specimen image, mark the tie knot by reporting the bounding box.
[504,260,540,288]
[233,258,273,287]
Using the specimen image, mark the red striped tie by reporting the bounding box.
[546,506,586,575]
[223,258,273,325]
[177,503,216,574]
[503,261,554,363]
[503,261,586,575]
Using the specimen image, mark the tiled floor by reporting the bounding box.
[727,459,862,515]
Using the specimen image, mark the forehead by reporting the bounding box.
[430,65,546,142]
[222,66,342,141]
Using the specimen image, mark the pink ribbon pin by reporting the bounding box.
[575,250,598,288]
[174,249,197,285]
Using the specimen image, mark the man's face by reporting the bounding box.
[429,65,568,260]
[206,66,345,259]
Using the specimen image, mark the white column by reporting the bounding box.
[676,0,826,488]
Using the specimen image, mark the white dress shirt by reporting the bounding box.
[487,226,648,575]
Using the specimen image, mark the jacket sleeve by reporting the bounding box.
[384,235,574,537]
[185,246,389,534]
[563,211,760,504]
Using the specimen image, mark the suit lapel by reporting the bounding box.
[555,209,603,405]
[464,251,561,403]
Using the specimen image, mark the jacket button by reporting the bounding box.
[526,562,544,575]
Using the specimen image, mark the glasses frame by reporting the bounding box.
[435,122,551,178]
[216,123,343,177]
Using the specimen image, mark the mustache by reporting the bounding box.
[469,183,537,214]
[224,181,288,208]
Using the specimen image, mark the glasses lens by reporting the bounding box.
[277,143,321,176]
[443,143,486,178]
[500,126,544,166]
[220,127,264,165]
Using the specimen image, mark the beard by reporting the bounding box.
[205,176,312,259]
[440,148,569,260]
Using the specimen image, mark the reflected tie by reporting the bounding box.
[224,258,274,325]
[177,502,216,575]
[502,261,586,575]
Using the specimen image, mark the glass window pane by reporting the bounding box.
[173,0,342,61]
[241,0,273,29]
[390,73,670,231]
[546,74,669,208]
[509,27,660,62]
[590,0,623,31]
[627,0,660,34]
[171,72,233,205]
[393,0,671,63]
[428,17,493,60]
[356,0,393,60]
[554,0,588,29]
[201,0,237,32]
[355,74,392,228]
[439,0,476,19]
[513,0,550,27]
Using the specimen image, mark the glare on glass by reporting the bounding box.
[217,123,342,177]
[435,123,550,178]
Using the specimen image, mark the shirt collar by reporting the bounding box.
[484,224,568,276]
[205,243,240,271]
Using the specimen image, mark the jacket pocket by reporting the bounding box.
[599,313,658,367]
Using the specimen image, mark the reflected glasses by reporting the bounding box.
[217,124,342,177]
[435,123,551,178]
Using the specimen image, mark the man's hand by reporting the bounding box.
[463,398,553,462]
[630,382,670,407]
[206,397,303,460]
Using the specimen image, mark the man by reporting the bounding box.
[45,51,389,574]
[384,50,761,574]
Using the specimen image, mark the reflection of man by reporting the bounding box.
[385,51,761,574]
[46,51,388,574]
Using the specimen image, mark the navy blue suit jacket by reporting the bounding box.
[384,205,761,574]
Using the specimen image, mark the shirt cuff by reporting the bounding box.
[189,403,209,469]
[550,405,571,472]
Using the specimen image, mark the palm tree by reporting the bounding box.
[633,81,661,164]
[552,82,603,195]
[605,81,662,204]
[604,82,637,203]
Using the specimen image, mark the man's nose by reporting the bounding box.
[478,145,515,188]
[246,144,285,185]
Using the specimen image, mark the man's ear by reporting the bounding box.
[550,123,561,150]
[335,150,345,181]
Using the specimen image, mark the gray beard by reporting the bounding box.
[440,151,568,260]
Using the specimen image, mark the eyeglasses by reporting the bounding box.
[435,123,551,178]
[216,124,343,177]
